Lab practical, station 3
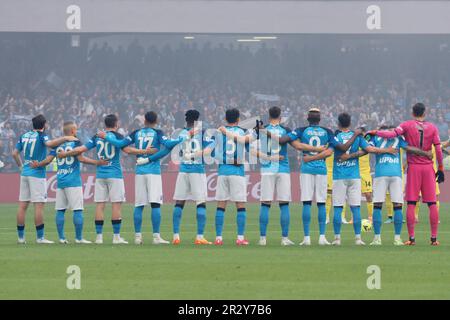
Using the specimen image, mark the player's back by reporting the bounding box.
[370,135,406,178]
[399,120,438,165]
[298,125,333,175]
[178,128,214,174]
[86,132,123,179]
[333,130,367,180]
[131,127,163,175]
[51,140,82,188]
[217,126,248,176]
[259,124,290,173]
[16,130,49,178]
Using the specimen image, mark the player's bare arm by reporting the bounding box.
[45,135,79,148]
[290,140,326,153]
[303,148,333,163]
[334,128,363,152]
[11,149,23,170]
[29,154,55,168]
[364,145,398,155]
[217,126,254,144]
[339,149,367,162]
[57,145,88,158]
[123,146,158,155]
[404,146,433,159]
[77,155,110,166]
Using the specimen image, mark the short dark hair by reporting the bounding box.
[104,114,118,128]
[412,103,426,117]
[307,110,321,125]
[269,106,281,119]
[145,111,158,124]
[338,113,351,128]
[185,109,200,123]
[225,108,240,124]
[32,114,47,130]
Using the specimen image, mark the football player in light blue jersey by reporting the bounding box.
[171,110,216,245]
[366,125,432,246]
[214,108,252,246]
[98,111,189,245]
[252,107,324,246]
[58,114,153,245]
[326,113,397,245]
[29,121,108,244]
[278,108,361,246]
[12,114,79,244]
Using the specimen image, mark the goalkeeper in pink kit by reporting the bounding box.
[370,103,445,246]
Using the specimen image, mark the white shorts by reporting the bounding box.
[373,176,403,204]
[94,178,126,203]
[55,187,84,211]
[135,174,163,206]
[19,176,47,203]
[260,173,291,202]
[173,172,207,201]
[332,179,362,207]
[215,175,247,202]
[300,173,327,203]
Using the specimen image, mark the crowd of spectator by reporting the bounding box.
[1,35,449,172]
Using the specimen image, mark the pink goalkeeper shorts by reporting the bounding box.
[405,163,437,203]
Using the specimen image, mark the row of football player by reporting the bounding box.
[12,105,448,246]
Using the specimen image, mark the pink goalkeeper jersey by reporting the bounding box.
[378,120,441,165]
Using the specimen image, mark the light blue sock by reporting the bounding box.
[133,206,144,233]
[317,203,326,236]
[36,224,45,239]
[196,204,206,236]
[351,206,362,236]
[215,208,225,237]
[302,201,312,237]
[237,208,246,236]
[333,206,343,235]
[394,207,403,236]
[373,206,382,236]
[151,203,161,234]
[73,210,83,241]
[172,204,183,234]
[95,220,104,235]
[17,225,25,239]
[56,210,66,240]
[259,203,270,237]
[280,203,290,237]
[112,219,121,235]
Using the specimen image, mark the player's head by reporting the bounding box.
[185,109,200,126]
[32,114,47,131]
[104,114,119,130]
[269,106,281,120]
[63,121,77,136]
[412,103,426,118]
[145,111,158,125]
[307,108,321,125]
[337,113,351,129]
[225,108,240,124]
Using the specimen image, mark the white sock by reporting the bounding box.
[394,235,401,241]
[196,234,203,240]
[153,233,160,239]
[303,236,311,242]
[335,234,341,239]
[173,233,180,240]
[135,233,142,237]
[374,234,381,240]
[113,234,120,239]
[237,235,244,241]
[260,236,266,241]
[216,236,223,241]
[319,234,326,240]
[355,234,361,240]
[282,237,289,241]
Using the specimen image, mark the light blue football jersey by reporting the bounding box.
[216,126,249,176]
[332,131,369,180]
[85,132,124,179]
[177,128,216,174]
[369,135,407,178]
[259,124,290,173]
[105,127,183,175]
[49,141,83,189]
[16,130,50,178]
[288,125,335,175]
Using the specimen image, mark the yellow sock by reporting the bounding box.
[367,201,373,220]
[385,194,393,217]
[326,193,332,221]
[437,200,440,212]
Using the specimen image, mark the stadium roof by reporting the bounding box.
[1,1,450,34]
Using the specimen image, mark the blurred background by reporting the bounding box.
[1,33,449,172]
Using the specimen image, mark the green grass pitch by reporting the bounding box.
[0,202,449,299]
